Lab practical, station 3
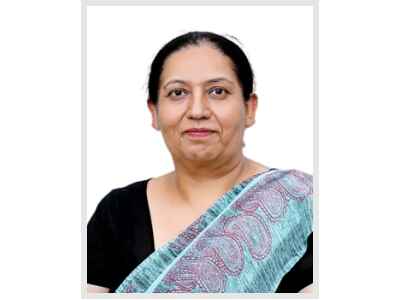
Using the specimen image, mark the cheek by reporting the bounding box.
[215,106,246,137]
[157,105,185,134]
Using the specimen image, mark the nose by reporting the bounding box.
[187,91,211,120]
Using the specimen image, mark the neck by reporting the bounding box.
[169,153,252,209]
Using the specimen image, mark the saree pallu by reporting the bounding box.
[116,169,313,293]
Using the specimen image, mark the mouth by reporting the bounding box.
[183,128,217,138]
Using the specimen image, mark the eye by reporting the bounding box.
[167,88,189,99]
[209,87,229,98]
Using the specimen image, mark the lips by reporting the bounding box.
[184,128,216,138]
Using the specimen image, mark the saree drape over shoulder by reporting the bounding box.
[116,169,313,293]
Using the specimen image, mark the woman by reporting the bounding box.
[87,31,313,293]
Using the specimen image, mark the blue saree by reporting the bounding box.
[116,169,313,293]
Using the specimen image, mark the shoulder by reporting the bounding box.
[148,172,174,185]
[94,179,151,219]
[276,232,313,292]
[257,168,313,216]
[270,168,312,181]
[287,169,313,183]
[147,171,175,195]
[88,179,153,244]
[267,169,313,196]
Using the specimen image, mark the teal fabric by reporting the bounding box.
[116,169,313,293]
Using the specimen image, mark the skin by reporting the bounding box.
[149,44,258,174]
[88,43,261,293]
[88,42,311,293]
[144,43,271,253]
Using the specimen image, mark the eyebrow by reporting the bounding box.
[162,77,234,89]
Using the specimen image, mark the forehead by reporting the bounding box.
[160,44,237,84]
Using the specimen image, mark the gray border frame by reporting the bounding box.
[82,0,318,298]
[81,0,88,298]
[86,0,314,5]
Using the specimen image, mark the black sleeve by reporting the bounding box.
[87,190,118,289]
[275,232,313,292]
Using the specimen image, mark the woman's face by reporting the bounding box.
[148,43,257,165]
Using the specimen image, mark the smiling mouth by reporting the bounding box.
[184,129,216,138]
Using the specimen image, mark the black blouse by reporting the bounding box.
[87,179,313,293]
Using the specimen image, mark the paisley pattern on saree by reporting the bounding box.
[116,169,313,293]
[157,213,273,293]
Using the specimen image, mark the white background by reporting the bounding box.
[87,5,313,218]
[1,1,400,300]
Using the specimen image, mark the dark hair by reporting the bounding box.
[148,31,254,104]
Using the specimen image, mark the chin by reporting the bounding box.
[183,150,218,162]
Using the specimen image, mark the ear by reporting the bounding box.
[244,93,258,128]
[147,99,160,130]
